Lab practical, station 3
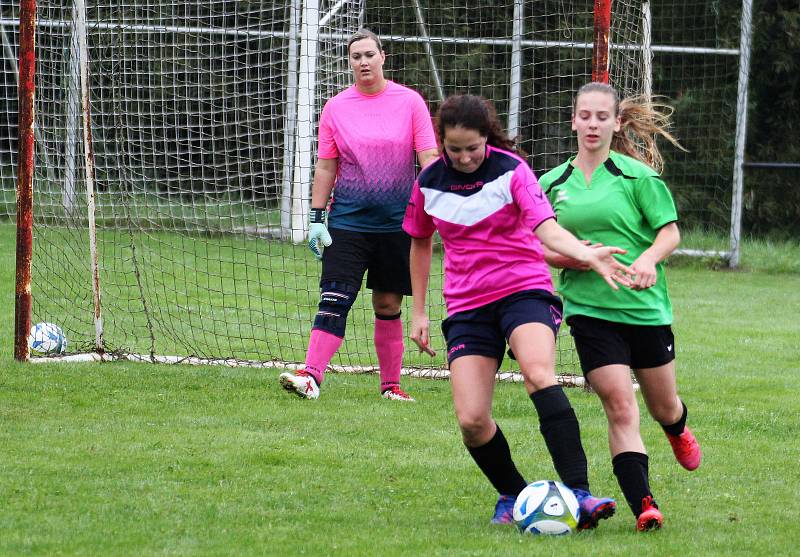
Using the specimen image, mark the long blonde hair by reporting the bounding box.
[575,82,686,173]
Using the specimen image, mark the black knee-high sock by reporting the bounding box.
[661,401,688,436]
[612,451,652,517]
[530,385,589,492]
[466,424,528,497]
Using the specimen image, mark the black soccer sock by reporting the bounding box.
[612,451,652,517]
[466,424,528,497]
[661,400,688,436]
[530,385,589,492]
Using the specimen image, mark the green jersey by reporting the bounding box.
[541,151,678,325]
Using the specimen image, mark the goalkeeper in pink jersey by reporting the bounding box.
[403,94,632,528]
[541,83,703,531]
[279,30,438,401]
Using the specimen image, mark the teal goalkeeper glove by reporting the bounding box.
[308,208,332,260]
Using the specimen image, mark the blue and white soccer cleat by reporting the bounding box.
[572,489,616,530]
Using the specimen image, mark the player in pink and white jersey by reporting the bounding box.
[403,94,631,528]
[279,30,438,402]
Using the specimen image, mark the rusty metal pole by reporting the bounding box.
[14,0,37,362]
[592,0,612,84]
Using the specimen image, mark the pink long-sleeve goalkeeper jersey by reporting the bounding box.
[403,145,556,316]
[317,81,437,232]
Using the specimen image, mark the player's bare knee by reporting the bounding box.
[457,412,492,442]
[521,365,556,392]
[604,396,639,429]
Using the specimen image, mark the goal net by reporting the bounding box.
[1,1,745,376]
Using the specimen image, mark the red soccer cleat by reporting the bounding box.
[637,496,663,531]
[666,426,702,471]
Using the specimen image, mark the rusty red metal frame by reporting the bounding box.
[592,0,611,84]
[14,0,36,362]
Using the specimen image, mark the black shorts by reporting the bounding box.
[441,289,562,367]
[321,228,412,295]
[566,314,675,374]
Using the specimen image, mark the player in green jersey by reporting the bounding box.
[540,82,703,532]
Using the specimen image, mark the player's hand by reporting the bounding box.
[558,240,602,270]
[308,222,332,260]
[629,254,658,290]
[585,246,633,290]
[410,313,436,357]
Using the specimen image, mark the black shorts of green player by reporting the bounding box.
[320,227,412,295]
[566,314,675,374]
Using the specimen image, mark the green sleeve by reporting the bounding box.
[634,175,678,230]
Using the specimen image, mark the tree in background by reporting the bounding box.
[743,0,800,236]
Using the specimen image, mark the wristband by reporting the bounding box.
[310,208,327,224]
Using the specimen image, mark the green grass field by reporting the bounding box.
[1,229,799,555]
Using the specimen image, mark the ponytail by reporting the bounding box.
[575,83,686,173]
[614,96,685,173]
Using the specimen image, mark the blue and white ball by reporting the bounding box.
[28,322,67,355]
[513,480,580,535]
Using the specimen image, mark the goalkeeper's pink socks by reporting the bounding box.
[304,329,343,386]
[374,313,404,392]
[304,314,403,390]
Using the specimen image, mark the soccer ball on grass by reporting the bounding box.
[28,322,67,355]
[513,480,580,535]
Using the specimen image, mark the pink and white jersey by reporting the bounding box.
[317,81,437,232]
[403,145,555,316]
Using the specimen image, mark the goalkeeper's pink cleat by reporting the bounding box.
[381,385,415,402]
[636,496,663,532]
[279,370,320,400]
[666,426,702,471]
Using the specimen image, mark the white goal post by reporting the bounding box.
[4,0,752,374]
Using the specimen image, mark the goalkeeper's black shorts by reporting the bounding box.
[320,227,412,295]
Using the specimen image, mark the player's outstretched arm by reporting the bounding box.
[543,240,597,270]
[409,236,436,356]
[535,219,633,290]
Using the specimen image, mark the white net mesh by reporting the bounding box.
[1,1,744,374]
